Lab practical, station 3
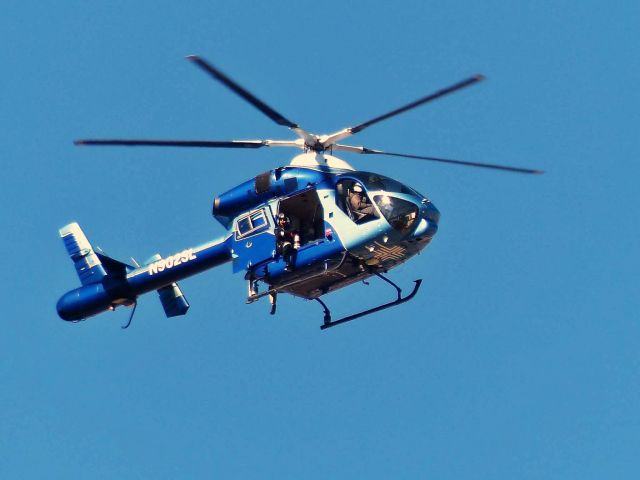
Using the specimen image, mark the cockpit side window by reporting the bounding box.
[335,179,379,224]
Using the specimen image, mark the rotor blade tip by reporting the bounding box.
[475,74,486,81]
[185,54,198,61]
[73,140,84,145]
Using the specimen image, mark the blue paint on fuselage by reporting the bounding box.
[213,167,337,227]
[228,168,440,290]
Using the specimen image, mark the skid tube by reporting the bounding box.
[317,272,423,330]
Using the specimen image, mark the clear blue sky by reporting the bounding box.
[2,1,638,478]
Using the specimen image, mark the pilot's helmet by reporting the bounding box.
[353,184,363,193]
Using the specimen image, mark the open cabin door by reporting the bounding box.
[231,206,276,273]
[276,188,325,249]
[231,188,325,275]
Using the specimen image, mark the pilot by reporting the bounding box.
[275,213,300,271]
[349,183,376,220]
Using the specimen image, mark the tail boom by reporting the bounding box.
[57,226,232,322]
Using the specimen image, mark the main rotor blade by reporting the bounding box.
[333,144,543,174]
[74,139,267,148]
[349,75,485,135]
[186,55,300,130]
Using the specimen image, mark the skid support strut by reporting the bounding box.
[318,273,422,330]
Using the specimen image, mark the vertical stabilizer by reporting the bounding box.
[59,222,107,285]
[158,283,190,317]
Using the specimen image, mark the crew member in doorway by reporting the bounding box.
[349,183,376,221]
[275,213,300,271]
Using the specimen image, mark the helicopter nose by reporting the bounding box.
[413,200,439,238]
[424,200,440,225]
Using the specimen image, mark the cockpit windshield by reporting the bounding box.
[373,195,419,234]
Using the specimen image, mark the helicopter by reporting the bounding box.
[56,55,542,330]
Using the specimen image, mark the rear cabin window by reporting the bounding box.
[236,209,269,239]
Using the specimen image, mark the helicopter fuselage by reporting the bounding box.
[225,163,439,300]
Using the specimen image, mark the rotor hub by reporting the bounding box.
[290,152,355,170]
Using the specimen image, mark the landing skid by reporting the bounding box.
[317,273,422,330]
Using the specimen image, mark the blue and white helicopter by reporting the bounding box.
[57,56,541,330]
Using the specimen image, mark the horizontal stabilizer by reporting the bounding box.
[96,252,134,278]
[157,283,190,317]
[60,222,107,285]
